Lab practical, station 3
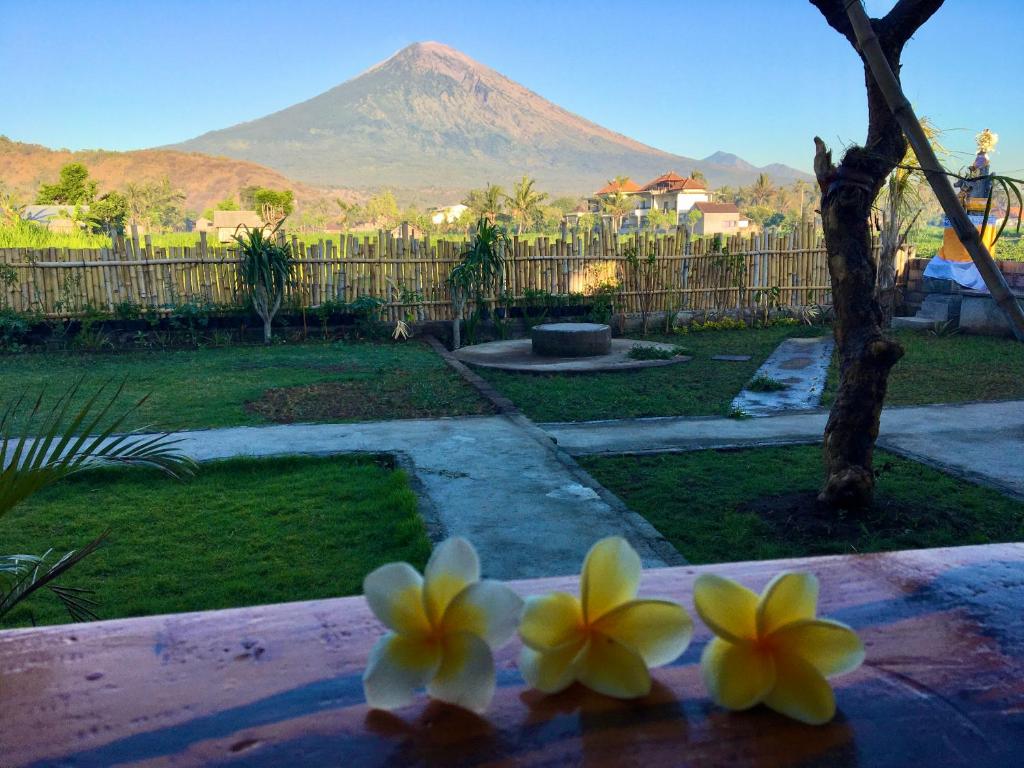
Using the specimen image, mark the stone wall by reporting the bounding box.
[901,257,1024,315]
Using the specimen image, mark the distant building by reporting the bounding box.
[430,204,468,225]
[21,204,85,234]
[212,210,266,243]
[636,173,710,224]
[688,202,750,236]
[573,172,712,231]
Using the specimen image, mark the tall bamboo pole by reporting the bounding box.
[845,0,1024,341]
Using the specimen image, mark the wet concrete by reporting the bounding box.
[730,336,835,416]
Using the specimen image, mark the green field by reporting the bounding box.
[823,330,1024,407]
[582,446,1024,564]
[1,341,491,432]
[0,454,431,627]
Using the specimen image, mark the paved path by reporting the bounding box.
[163,415,681,579]
[730,335,835,416]
[543,399,1024,500]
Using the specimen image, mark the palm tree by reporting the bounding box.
[462,184,505,223]
[601,190,636,232]
[1,382,195,625]
[749,173,776,206]
[504,177,548,234]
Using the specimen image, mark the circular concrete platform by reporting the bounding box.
[452,338,691,373]
[532,322,611,357]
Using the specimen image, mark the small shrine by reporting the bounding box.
[922,129,1001,291]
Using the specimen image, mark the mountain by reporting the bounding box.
[0,137,353,214]
[171,42,810,196]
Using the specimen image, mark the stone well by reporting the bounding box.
[531,323,611,357]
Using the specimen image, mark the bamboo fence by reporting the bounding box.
[0,224,856,321]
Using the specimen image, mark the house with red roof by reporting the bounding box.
[571,172,712,231]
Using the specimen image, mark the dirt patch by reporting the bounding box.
[245,380,494,423]
[737,490,969,544]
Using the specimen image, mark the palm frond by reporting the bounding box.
[0,531,108,623]
[0,380,196,519]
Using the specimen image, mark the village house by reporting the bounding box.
[429,203,468,225]
[568,172,712,231]
[211,210,266,243]
[688,201,750,236]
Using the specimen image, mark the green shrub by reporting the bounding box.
[0,309,38,352]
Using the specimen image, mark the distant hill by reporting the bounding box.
[172,42,811,196]
[0,137,352,214]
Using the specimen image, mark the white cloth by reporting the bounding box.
[923,255,988,292]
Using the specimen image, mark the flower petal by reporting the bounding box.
[757,571,819,637]
[771,619,865,676]
[427,631,496,713]
[580,537,641,623]
[363,632,441,710]
[763,651,837,725]
[443,580,524,649]
[363,562,430,636]
[592,599,693,667]
[519,592,584,651]
[424,538,480,625]
[693,574,759,643]
[701,636,775,711]
[575,632,652,699]
[518,640,586,694]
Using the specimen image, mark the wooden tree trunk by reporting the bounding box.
[810,0,943,508]
[815,138,904,507]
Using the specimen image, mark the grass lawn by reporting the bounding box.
[0,340,492,432]
[823,330,1024,406]
[0,454,431,628]
[476,325,829,423]
[582,445,1024,565]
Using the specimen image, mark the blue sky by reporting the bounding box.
[3,0,1021,177]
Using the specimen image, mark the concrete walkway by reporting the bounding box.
[730,335,835,416]
[163,415,681,579]
[543,399,1024,500]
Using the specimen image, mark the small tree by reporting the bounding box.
[448,217,509,349]
[234,226,295,344]
[36,163,97,205]
[809,0,944,507]
[462,184,505,223]
[252,188,295,227]
[88,191,129,234]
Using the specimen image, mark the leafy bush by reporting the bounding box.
[0,308,38,352]
[678,317,748,333]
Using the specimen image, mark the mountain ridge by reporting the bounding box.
[172,42,810,195]
[0,137,353,214]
